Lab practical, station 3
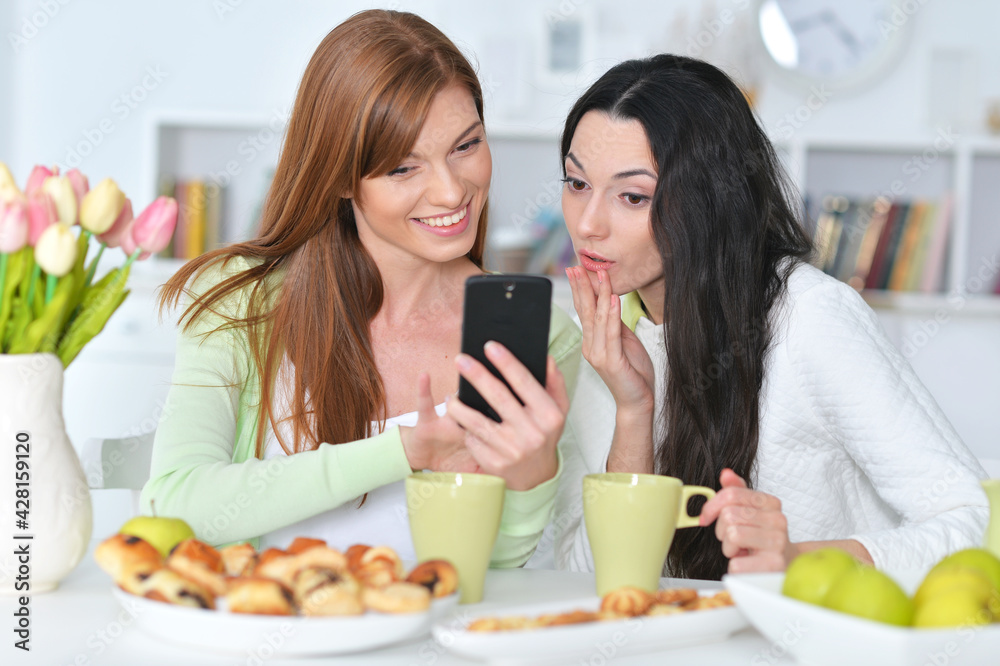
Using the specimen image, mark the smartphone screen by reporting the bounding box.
[457,275,552,422]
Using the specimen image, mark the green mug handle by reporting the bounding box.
[676,486,716,528]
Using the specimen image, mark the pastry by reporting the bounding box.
[599,586,654,617]
[345,544,370,571]
[94,534,163,581]
[226,577,296,615]
[405,560,458,598]
[655,587,699,606]
[362,582,431,613]
[116,560,163,596]
[294,567,364,616]
[353,546,403,588]
[537,610,599,627]
[287,537,327,555]
[166,538,228,596]
[256,546,348,588]
[137,568,215,610]
[219,543,257,577]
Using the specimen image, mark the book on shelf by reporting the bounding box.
[811,193,952,294]
[157,178,226,260]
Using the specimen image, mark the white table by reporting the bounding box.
[3,541,796,665]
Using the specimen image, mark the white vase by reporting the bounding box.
[0,353,92,594]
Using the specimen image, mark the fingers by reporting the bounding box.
[717,523,790,558]
[567,266,599,350]
[545,355,570,415]
[700,485,781,527]
[727,551,787,574]
[719,468,748,489]
[415,372,437,423]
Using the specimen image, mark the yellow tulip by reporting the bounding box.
[80,178,125,234]
[41,175,77,226]
[34,222,77,276]
[0,162,17,191]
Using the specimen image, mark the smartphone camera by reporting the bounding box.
[504,281,515,299]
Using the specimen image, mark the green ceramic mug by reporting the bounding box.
[583,473,716,596]
[406,472,505,603]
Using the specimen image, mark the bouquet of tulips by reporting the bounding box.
[0,162,178,367]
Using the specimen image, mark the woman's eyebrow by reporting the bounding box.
[613,168,656,180]
[565,152,585,172]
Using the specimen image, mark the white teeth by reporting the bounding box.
[418,206,467,227]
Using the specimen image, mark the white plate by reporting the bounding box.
[431,590,748,664]
[724,570,1000,666]
[111,586,458,656]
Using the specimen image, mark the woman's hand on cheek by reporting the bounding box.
[698,469,797,574]
[447,345,569,491]
[400,373,480,474]
[567,266,654,417]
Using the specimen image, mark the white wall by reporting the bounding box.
[5,0,1000,192]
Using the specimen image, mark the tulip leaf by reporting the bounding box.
[57,263,132,367]
[9,273,76,355]
[0,248,29,348]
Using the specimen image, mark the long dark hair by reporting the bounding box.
[562,55,813,580]
[160,10,487,458]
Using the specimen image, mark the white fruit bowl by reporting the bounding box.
[723,570,1000,666]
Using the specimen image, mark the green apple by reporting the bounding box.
[913,582,995,628]
[822,566,914,627]
[120,515,195,558]
[914,566,997,609]
[930,548,1000,594]
[782,547,861,606]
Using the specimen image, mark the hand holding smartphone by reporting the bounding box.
[457,275,552,421]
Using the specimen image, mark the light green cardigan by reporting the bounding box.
[139,256,581,567]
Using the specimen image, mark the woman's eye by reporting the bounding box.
[456,138,482,153]
[387,166,412,177]
[624,193,648,206]
[563,178,587,192]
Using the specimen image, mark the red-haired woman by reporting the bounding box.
[141,10,580,566]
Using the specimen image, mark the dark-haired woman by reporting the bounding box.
[552,54,987,580]
[140,10,580,566]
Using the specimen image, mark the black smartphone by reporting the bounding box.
[457,274,552,422]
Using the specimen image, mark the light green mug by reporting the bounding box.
[406,472,505,604]
[584,473,716,596]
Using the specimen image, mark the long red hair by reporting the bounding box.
[159,10,488,457]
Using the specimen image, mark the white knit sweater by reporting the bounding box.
[545,262,988,574]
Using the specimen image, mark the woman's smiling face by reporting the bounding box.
[561,111,664,298]
[352,83,491,267]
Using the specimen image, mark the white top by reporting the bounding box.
[549,262,989,573]
[259,358,444,561]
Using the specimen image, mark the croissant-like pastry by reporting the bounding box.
[226,577,296,615]
[287,537,327,555]
[599,586,654,617]
[294,567,364,616]
[654,587,699,606]
[166,538,227,596]
[405,560,458,598]
[362,582,431,613]
[256,546,348,588]
[353,546,403,587]
[219,543,257,577]
[138,568,215,610]
[94,534,162,582]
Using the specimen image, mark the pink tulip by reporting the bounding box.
[119,218,149,260]
[98,197,133,248]
[26,190,58,246]
[130,196,177,257]
[65,168,90,209]
[25,165,57,195]
[0,200,29,253]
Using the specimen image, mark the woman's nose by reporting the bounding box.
[573,195,608,240]
[427,164,465,210]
